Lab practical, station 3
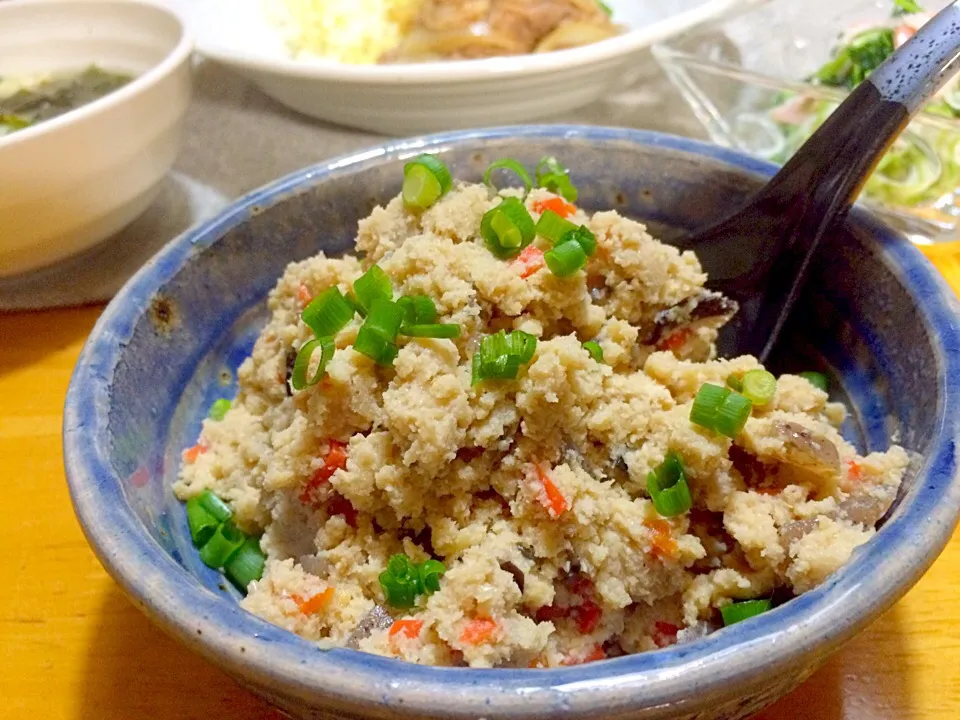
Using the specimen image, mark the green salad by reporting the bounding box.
[763,0,960,211]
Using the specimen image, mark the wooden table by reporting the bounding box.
[2,298,958,720]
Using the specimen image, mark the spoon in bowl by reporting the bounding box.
[679,1,960,361]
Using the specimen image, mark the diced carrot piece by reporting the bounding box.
[657,328,692,352]
[291,587,334,615]
[846,459,863,482]
[572,599,603,634]
[894,25,916,48]
[755,486,781,496]
[561,644,606,665]
[528,656,547,668]
[182,442,207,464]
[535,465,568,518]
[389,618,424,640]
[533,197,577,219]
[299,440,349,505]
[535,605,569,623]
[645,519,678,558]
[297,284,312,305]
[513,245,545,279]
[460,618,498,645]
[652,621,680,648]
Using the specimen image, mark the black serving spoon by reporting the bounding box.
[678,1,960,361]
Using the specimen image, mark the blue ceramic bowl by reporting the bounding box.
[64,126,960,720]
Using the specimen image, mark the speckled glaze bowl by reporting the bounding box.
[64,126,960,720]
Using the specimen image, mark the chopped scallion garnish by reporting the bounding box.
[186,491,231,547]
[472,330,537,384]
[198,520,246,569]
[302,287,356,338]
[597,0,613,15]
[799,371,829,392]
[353,266,393,313]
[726,375,743,392]
[397,295,438,326]
[721,599,772,626]
[225,536,267,591]
[364,298,404,341]
[565,226,597,256]
[354,325,398,365]
[535,156,578,203]
[291,337,335,391]
[535,208,578,244]
[893,0,922,16]
[402,154,453,211]
[647,451,693,517]
[208,398,231,421]
[400,324,461,339]
[379,553,446,608]
[740,369,777,406]
[483,158,533,194]
[544,239,587,277]
[480,197,536,259]
[583,340,603,363]
[690,383,753,438]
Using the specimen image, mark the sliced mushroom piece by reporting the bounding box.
[775,421,842,473]
[345,605,394,649]
[645,291,739,346]
[500,560,526,593]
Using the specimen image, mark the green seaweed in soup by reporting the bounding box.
[0,65,133,137]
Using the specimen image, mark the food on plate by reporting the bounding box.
[0,65,132,137]
[267,0,622,64]
[175,154,909,668]
[761,0,960,212]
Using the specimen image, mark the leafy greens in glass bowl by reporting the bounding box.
[653,0,960,243]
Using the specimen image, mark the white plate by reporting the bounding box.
[160,0,763,134]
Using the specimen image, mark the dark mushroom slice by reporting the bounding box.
[645,291,739,346]
[345,605,394,649]
[500,560,525,593]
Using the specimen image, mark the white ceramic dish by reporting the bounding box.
[159,0,762,134]
[0,0,193,279]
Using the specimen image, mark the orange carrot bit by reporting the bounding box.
[460,618,499,645]
[755,486,781,496]
[513,245,545,279]
[533,197,577,219]
[182,442,208,464]
[299,440,350,504]
[644,518,678,559]
[535,464,568,518]
[846,459,863,482]
[291,587,334,615]
[561,644,606,665]
[389,618,424,640]
[297,284,313,306]
[652,621,680,649]
[657,328,692,352]
[528,656,548,669]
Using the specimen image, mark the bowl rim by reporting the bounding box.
[64,125,960,718]
[175,0,759,85]
[0,0,194,149]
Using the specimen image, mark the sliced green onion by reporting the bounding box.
[208,398,231,421]
[741,369,777,406]
[799,371,828,392]
[483,158,533,194]
[480,198,536,259]
[186,499,219,548]
[291,337,335,391]
[647,451,693,517]
[379,553,421,608]
[418,558,447,593]
[197,489,233,523]
[397,295,437,326]
[353,265,393,312]
[0,113,32,131]
[893,0,922,16]
[583,340,603,363]
[535,156,579,203]
[544,239,587,277]
[597,0,613,15]
[535,209,578,243]
[199,520,246,569]
[302,287,355,338]
[403,154,453,211]
[726,375,743,392]
[721,599,772,626]
[225,536,266,591]
[690,383,753,438]
[364,298,404,341]
[354,325,398,365]
[400,324,461,339]
[345,292,367,317]
[563,226,597,256]
[472,330,537,384]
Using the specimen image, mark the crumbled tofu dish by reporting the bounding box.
[176,156,908,668]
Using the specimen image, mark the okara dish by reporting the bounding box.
[175,155,909,669]
[0,65,132,137]
[270,0,622,64]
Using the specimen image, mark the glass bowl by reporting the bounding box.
[652,0,960,244]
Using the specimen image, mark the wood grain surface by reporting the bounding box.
[2,296,958,720]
